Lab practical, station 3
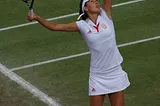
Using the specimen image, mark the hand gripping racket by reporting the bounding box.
[22,0,35,17]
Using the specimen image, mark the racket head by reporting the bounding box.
[22,0,35,10]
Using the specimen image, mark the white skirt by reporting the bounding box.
[89,65,130,96]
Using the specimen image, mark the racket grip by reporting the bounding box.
[28,9,34,22]
[29,9,34,17]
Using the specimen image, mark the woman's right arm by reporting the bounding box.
[102,0,112,19]
[29,13,79,32]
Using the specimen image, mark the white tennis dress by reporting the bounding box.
[76,8,130,96]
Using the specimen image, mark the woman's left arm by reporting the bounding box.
[102,0,112,19]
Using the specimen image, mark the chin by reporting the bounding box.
[96,7,100,11]
[96,9,100,13]
[89,8,100,14]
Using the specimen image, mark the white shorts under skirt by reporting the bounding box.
[89,66,130,96]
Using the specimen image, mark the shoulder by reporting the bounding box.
[76,20,88,32]
[76,20,86,26]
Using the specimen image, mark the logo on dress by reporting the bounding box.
[101,23,107,29]
[87,30,92,34]
[92,88,96,92]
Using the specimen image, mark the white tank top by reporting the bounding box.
[76,8,123,74]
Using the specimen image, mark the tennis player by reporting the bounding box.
[28,0,130,106]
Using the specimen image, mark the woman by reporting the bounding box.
[28,0,130,106]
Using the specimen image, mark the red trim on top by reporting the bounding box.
[93,22,100,32]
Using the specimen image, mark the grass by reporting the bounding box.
[0,72,47,106]
[0,0,160,106]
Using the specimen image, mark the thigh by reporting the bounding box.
[89,95,105,106]
[108,91,124,106]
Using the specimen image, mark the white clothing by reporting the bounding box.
[76,8,130,96]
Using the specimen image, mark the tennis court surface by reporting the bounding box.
[0,0,160,106]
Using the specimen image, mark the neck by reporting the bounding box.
[88,13,99,25]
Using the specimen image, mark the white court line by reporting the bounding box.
[0,0,145,32]
[10,36,160,72]
[0,63,61,106]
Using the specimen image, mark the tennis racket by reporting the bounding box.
[22,0,35,17]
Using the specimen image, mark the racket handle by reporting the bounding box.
[28,9,34,22]
[29,9,34,17]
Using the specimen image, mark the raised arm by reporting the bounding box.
[28,13,79,32]
[102,0,112,19]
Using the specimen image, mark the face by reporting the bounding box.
[84,0,100,14]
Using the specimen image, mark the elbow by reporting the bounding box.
[50,24,62,31]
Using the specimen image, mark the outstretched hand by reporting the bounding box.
[28,10,37,22]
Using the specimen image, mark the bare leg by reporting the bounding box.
[108,90,124,106]
[89,95,105,106]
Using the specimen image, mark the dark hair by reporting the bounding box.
[79,0,88,20]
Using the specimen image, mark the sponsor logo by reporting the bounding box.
[92,88,96,92]
[87,30,92,34]
[101,23,107,29]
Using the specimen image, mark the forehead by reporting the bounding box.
[85,0,99,5]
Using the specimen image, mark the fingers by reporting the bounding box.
[28,16,33,22]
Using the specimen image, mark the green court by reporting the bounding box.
[0,0,160,106]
